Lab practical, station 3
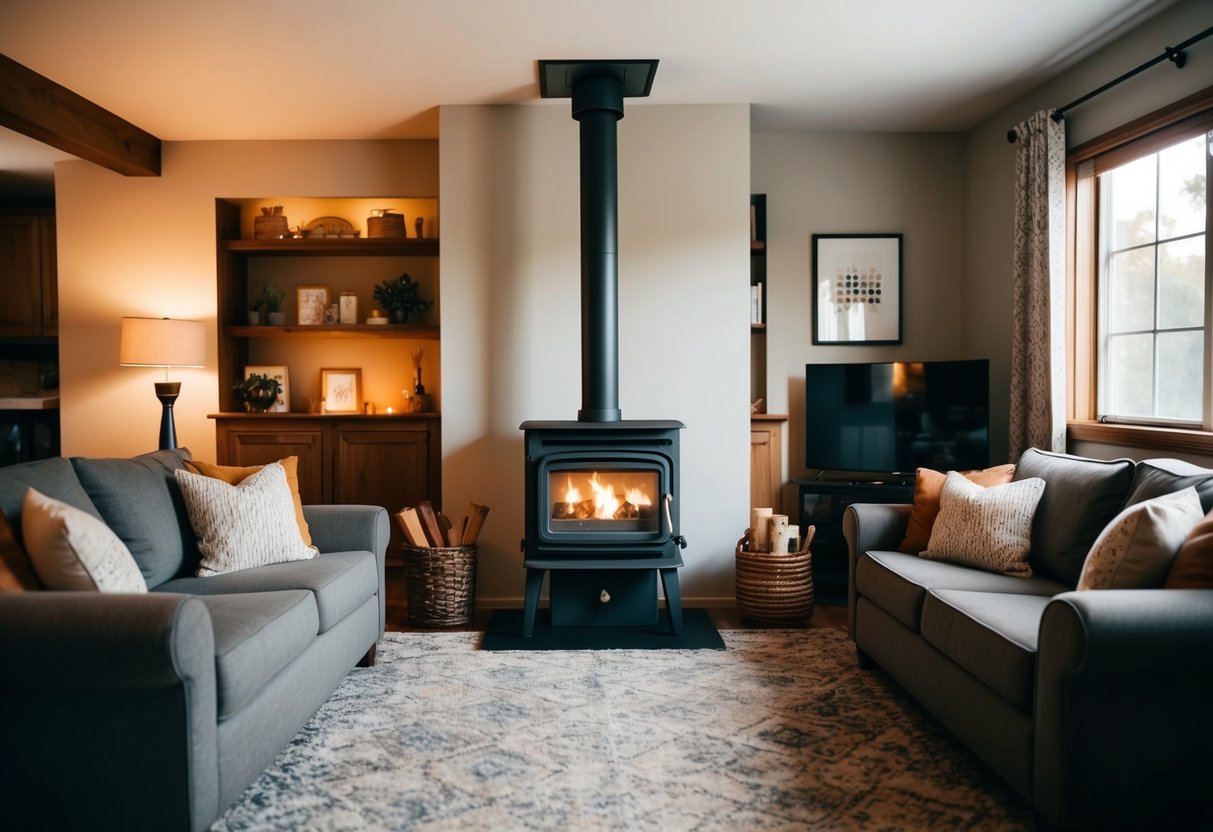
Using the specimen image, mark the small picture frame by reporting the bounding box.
[320,368,362,413]
[243,365,290,413]
[812,233,902,345]
[297,285,330,326]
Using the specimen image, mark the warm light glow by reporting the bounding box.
[557,471,654,520]
[119,317,206,368]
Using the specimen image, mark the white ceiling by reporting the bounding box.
[0,0,1182,196]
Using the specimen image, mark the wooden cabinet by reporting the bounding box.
[750,414,786,513]
[213,414,441,562]
[213,199,442,565]
[0,213,57,338]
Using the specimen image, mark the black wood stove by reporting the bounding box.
[520,60,686,637]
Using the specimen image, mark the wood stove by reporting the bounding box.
[520,60,685,637]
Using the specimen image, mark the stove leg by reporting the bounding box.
[523,567,545,637]
[659,567,682,635]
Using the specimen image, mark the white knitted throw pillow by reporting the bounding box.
[22,487,148,592]
[1077,486,1203,590]
[175,462,317,577]
[921,471,1046,577]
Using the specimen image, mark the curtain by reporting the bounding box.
[1009,111,1066,460]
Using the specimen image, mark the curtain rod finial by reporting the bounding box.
[1007,128,1017,143]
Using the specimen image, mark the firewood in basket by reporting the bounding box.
[394,508,429,548]
[461,503,490,545]
[416,501,446,547]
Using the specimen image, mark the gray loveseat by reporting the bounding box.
[845,448,1213,829]
[0,448,389,831]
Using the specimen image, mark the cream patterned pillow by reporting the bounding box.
[921,471,1046,576]
[1077,486,1203,591]
[21,487,147,592]
[175,462,317,577]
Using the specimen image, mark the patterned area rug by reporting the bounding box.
[213,628,1033,831]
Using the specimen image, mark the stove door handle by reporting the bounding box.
[663,493,687,549]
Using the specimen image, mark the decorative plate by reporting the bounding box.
[304,216,357,238]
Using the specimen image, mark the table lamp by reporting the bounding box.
[119,317,206,450]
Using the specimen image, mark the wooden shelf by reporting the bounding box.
[226,324,439,339]
[209,411,439,420]
[224,238,439,257]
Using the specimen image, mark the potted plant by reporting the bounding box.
[254,279,287,325]
[233,373,283,412]
[372,272,430,324]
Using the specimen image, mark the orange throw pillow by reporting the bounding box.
[898,464,1016,554]
[1165,508,1213,589]
[0,507,42,591]
[184,456,312,546]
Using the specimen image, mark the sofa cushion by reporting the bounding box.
[855,549,1067,632]
[1077,487,1203,590]
[174,463,316,577]
[899,464,1017,554]
[156,550,375,633]
[71,449,199,588]
[194,589,318,720]
[920,589,1051,710]
[1123,458,1213,513]
[921,472,1044,576]
[1167,509,1213,588]
[0,509,40,591]
[1013,448,1136,586]
[22,488,147,593]
[0,456,101,543]
[184,456,311,546]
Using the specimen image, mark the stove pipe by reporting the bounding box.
[572,74,623,422]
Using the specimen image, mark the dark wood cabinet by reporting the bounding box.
[212,413,441,563]
[0,213,57,338]
[750,414,786,513]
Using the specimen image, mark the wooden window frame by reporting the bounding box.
[1066,84,1213,454]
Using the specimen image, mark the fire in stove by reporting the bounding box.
[555,472,654,520]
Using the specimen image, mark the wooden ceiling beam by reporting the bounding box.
[0,52,160,177]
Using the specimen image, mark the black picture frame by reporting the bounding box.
[811,233,903,345]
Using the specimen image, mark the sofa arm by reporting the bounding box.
[842,503,911,638]
[304,504,390,635]
[0,592,220,831]
[1034,590,1213,828]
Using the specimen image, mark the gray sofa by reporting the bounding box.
[844,448,1213,828]
[0,448,390,831]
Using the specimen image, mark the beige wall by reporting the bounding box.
[963,0,1213,465]
[751,131,966,488]
[440,103,751,606]
[54,140,438,459]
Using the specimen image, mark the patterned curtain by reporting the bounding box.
[1009,111,1066,460]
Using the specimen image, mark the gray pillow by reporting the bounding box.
[1013,448,1135,586]
[1122,458,1213,513]
[0,457,101,543]
[71,448,200,587]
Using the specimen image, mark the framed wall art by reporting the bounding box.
[320,368,362,413]
[297,285,330,326]
[243,365,290,412]
[811,233,902,345]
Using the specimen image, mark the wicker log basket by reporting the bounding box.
[403,544,478,627]
[734,525,816,623]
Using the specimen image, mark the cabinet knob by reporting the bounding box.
[599,589,611,604]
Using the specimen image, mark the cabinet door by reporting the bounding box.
[216,423,327,504]
[0,216,43,337]
[750,421,781,513]
[333,425,430,509]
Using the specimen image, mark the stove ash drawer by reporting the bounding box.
[550,569,658,627]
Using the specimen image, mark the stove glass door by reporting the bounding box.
[547,468,660,534]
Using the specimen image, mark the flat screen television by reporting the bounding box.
[804,359,990,474]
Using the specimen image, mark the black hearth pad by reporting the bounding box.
[481,608,725,651]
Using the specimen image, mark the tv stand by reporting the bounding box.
[794,477,914,605]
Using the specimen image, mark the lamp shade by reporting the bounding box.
[119,317,206,368]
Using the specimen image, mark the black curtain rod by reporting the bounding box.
[1006,24,1213,142]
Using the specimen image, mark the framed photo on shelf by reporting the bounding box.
[297,285,330,326]
[320,368,362,413]
[243,365,289,413]
[811,233,902,345]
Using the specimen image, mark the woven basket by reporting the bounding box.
[253,214,289,239]
[367,213,406,238]
[734,525,816,623]
[403,544,478,626]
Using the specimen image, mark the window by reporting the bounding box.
[1068,86,1213,452]
[1098,131,1208,426]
